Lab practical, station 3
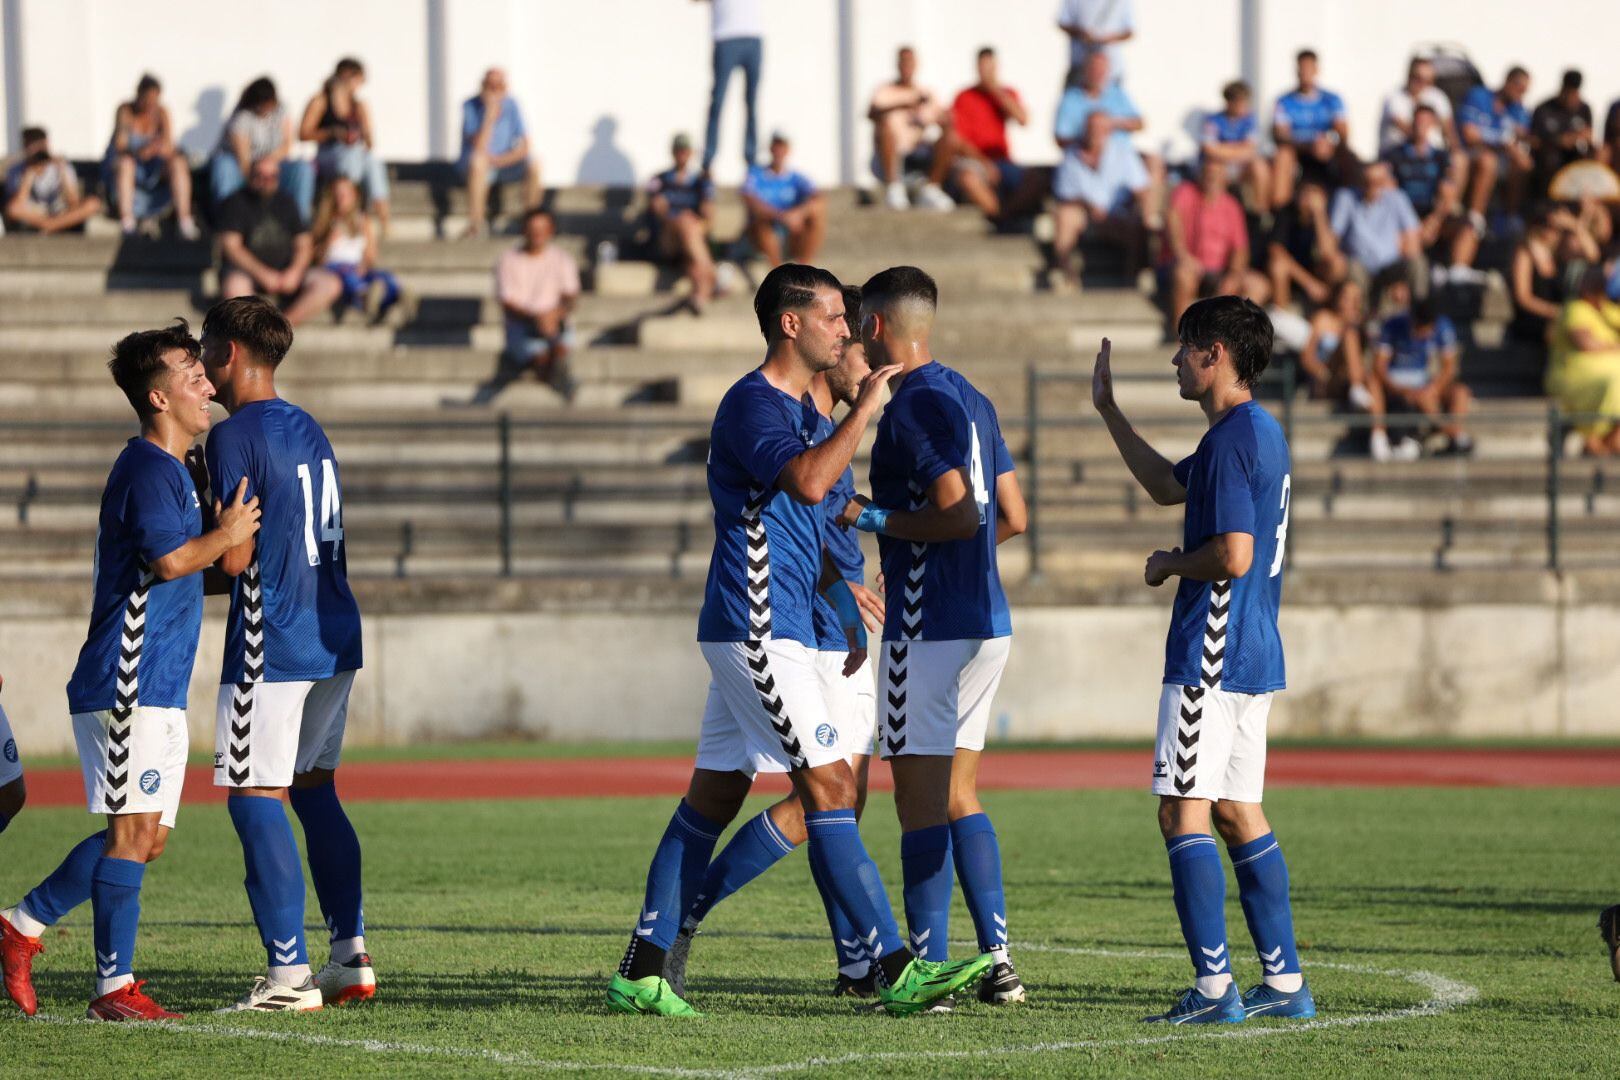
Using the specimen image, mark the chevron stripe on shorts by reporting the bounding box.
[883,482,928,755]
[1171,579,1230,796]
[104,566,154,813]
[742,485,771,639]
[742,642,806,768]
[224,560,266,786]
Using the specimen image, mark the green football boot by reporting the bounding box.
[877,953,994,1016]
[606,973,701,1017]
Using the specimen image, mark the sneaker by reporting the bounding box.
[177,218,202,242]
[662,927,696,1000]
[1392,436,1423,462]
[315,953,376,1006]
[1437,434,1475,457]
[915,183,954,212]
[877,953,994,1017]
[1143,983,1245,1024]
[1370,428,1393,462]
[119,217,138,236]
[216,975,323,1013]
[833,970,878,998]
[86,979,183,1021]
[605,972,700,1017]
[1599,905,1620,981]
[1240,980,1317,1019]
[363,279,389,323]
[978,960,1027,1004]
[0,912,44,1016]
[884,182,910,211]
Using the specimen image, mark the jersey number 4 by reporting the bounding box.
[1268,474,1292,577]
[969,422,990,527]
[296,460,344,566]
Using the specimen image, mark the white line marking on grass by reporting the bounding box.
[33,945,1478,1079]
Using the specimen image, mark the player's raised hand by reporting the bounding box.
[854,363,902,412]
[1091,337,1115,412]
[849,581,885,632]
[216,478,262,547]
[1145,547,1181,587]
[836,492,872,530]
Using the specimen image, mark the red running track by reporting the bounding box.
[16,748,1620,805]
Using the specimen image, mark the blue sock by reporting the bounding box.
[900,825,953,960]
[686,810,796,927]
[228,795,309,976]
[20,831,107,926]
[1229,832,1302,988]
[288,782,365,945]
[808,848,869,976]
[620,801,723,980]
[951,813,1008,957]
[1166,833,1231,995]
[91,856,144,994]
[804,810,905,978]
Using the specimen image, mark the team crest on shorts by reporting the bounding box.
[139,769,162,795]
[2,739,15,763]
[815,723,839,748]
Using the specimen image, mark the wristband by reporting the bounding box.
[853,504,891,534]
[825,579,867,648]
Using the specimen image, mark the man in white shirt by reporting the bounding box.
[1378,58,1459,156]
[698,0,764,172]
[1058,0,1134,87]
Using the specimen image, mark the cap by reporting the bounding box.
[671,132,693,151]
[769,129,790,145]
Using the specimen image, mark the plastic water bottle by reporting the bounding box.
[595,239,618,266]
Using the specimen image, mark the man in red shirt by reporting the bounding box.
[1162,157,1270,323]
[949,48,1044,219]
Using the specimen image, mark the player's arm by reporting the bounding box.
[149,479,261,581]
[776,365,901,504]
[818,550,869,676]
[1090,338,1187,506]
[1145,532,1253,587]
[839,466,981,543]
[994,469,1027,545]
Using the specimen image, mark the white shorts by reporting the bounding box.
[72,706,187,828]
[878,637,1012,759]
[214,671,356,789]
[695,639,846,779]
[1151,683,1273,802]
[817,650,878,760]
[0,704,22,788]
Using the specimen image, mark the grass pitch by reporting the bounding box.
[0,786,1612,1077]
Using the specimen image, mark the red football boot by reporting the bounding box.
[85,979,184,1021]
[0,911,43,1016]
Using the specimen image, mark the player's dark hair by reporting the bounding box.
[977,46,995,62]
[860,266,938,314]
[20,126,45,145]
[1296,49,1317,64]
[108,319,201,418]
[1411,296,1438,328]
[841,285,863,338]
[1177,296,1274,390]
[753,263,842,342]
[203,296,294,366]
[1505,65,1528,84]
[1561,69,1582,91]
[1222,80,1250,104]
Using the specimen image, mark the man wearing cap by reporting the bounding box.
[648,133,719,314]
[741,132,825,267]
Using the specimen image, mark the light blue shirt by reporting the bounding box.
[1055,83,1140,145]
[1053,136,1148,211]
[460,96,527,164]
[1330,187,1419,273]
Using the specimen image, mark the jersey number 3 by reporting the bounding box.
[296,460,344,566]
[1268,474,1291,577]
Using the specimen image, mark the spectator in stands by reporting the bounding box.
[1049,111,1150,289]
[1509,203,1602,348]
[1300,279,1409,461]
[300,58,392,236]
[1162,157,1269,325]
[949,47,1043,220]
[1459,67,1532,225]
[1271,49,1352,210]
[1057,0,1133,87]
[218,158,339,327]
[3,127,102,235]
[210,76,315,222]
[868,46,958,212]
[698,0,763,173]
[741,131,824,266]
[1201,81,1270,213]
[1266,181,1345,308]
[648,133,719,313]
[1602,96,1620,169]
[458,67,543,240]
[1330,159,1422,299]
[101,74,198,239]
[1375,291,1475,456]
[496,206,581,392]
[1378,57,1459,156]
[1386,105,1481,281]
[1054,52,1163,216]
[1547,265,1620,455]
[1529,70,1595,198]
[312,176,400,324]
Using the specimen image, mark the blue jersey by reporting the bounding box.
[1377,312,1459,390]
[1459,86,1529,147]
[1165,401,1289,694]
[205,399,363,684]
[743,164,817,213]
[66,439,204,713]
[698,371,826,646]
[1202,110,1257,145]
[1274,88,1345,142]
[869,363,1013,642]
[812,410,865,651]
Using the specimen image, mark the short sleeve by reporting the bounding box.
[1273,96,1293,132]
[1377,317,1400,351]
[218,194,248,236]
[205,422,258,508]
[794,172,817,202]
[1173,455,1195,487]
[1436,317,1458,350]
[460,100,478,144]
[123,461,192,564]
[993,428,1014,476]
[1111,86,1141,121]
[1393,191,1419,231]
[1328,92,1347,121]
[506,101,527,140]
[699,175,716,202]
[895,391,970,489]
[1121,146,1149,191]
[1200,115,1219,144]
[1204,437,1257,536]
[1458,89,1489,131]
[1328,188,1352,236]
[494,251,522,306]
[559,251,582,297]
[725,390,807,489]
[1054,90,1082,141]
[741,166,762,199]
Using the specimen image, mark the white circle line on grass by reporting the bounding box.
[30,945,1478,1079]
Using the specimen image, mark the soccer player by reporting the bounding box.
[1601,905,1620,981]
[0,322,261,1019]
[0,675,23,842]
[198,297,370,1012]
[835,266,1028,1005]
[1090,296,1313,1024]
[606,263,991,1017]
[661,287,887,1001]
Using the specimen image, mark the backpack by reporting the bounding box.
[1412,43,1484,113]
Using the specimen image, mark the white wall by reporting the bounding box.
[2,0,1619,182]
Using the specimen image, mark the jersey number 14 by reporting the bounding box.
[296,460,344,566]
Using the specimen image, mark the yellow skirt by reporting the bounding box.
[1547,352,1620,437]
